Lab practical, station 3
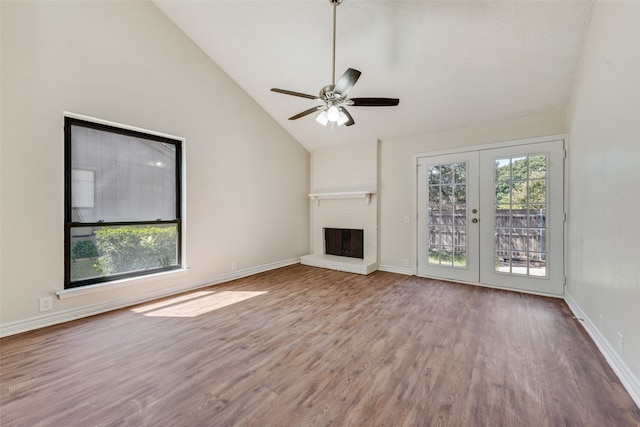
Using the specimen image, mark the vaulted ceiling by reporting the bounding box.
[153,0,593,151]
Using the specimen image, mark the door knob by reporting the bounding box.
[472,218,478,223]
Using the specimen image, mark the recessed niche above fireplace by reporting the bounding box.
[324,228,364,259]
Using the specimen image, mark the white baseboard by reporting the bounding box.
[0,258,300,338]
[564,292,640,409]
[378,264,414,276]
[206,258,300,285]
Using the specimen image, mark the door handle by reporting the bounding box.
[472,218,478,223]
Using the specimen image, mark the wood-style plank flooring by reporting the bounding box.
[1,265,639,426]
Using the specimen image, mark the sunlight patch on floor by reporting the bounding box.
[131,290,268,317]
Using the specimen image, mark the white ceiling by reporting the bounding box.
[153,0,593,151]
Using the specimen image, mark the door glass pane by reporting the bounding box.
[440,164,453,184]
[493,154,549,277]
[454,185,466,204]
[441,185,453,205]
[529,155,547,177]
[427,161,468,270]
[454,163,466,183]
[429,186,440,204]
[428,166,440,185]
[454,247,467,268]
[528,179,546,203]
[454,226,467,247]
[528,205,546,227]
[528,253,547,277]
[454,206,466,225]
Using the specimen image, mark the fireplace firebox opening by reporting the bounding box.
[324,228,364,259]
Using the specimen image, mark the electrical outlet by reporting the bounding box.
[617,332,624,355]
[403,259,410,267]
[231,262,237,271]
[39,296,53,312]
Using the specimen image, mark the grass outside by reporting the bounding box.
[428,250,467,268]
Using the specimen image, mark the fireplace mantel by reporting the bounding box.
[308,191,375,206]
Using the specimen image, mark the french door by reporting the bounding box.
[417,140,565,295]
[417,152,479,283]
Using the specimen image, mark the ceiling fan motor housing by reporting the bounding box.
[320,85,335,99]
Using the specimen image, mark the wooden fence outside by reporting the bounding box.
[428,208,546,261]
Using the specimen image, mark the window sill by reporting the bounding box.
[56,268,189,300]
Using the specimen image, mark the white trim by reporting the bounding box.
[63,111,185,142]
[411,154,418,276]
[378,265,413,276]
[411,133,567,161]
[1,258,300,338]
[206,258,299,285]
[181,129,188,274]
[564,292,640,409]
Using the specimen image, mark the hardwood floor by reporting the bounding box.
[1,264,639,426]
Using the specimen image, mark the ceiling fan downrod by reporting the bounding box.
[330,0,343,86]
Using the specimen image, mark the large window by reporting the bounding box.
[64,117,182,289]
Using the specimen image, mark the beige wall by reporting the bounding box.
[378,110,566,271]
[566,1,640,386]
[311,140,378,193]
[0,1,309,330]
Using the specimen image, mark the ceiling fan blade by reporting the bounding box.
[288,105,324,121]
[340,107,355,127]
[349,97,400,107]
[271,88,318,100]
[333,68,361,97]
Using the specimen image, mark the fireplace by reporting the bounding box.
[324,228,364,259]
[301,190,378,275]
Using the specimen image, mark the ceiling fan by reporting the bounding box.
[271,0,399,127]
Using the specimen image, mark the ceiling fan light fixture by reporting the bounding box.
[327,105,340,122]
[316,110,329,126]
[337,110,349,126]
